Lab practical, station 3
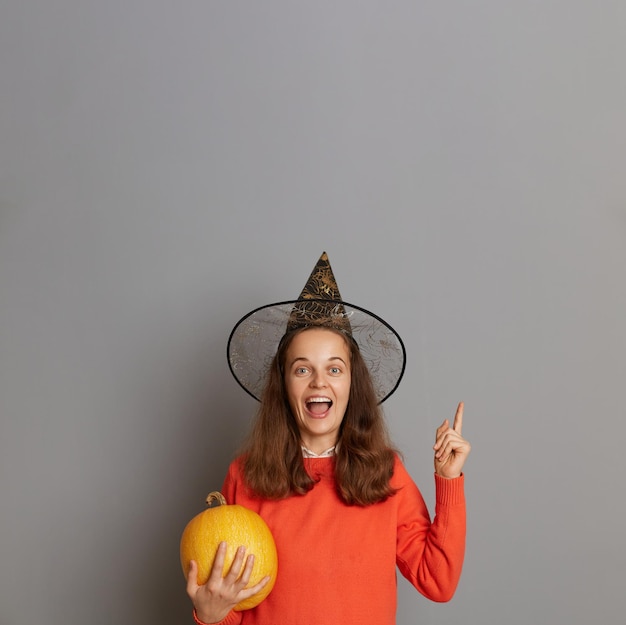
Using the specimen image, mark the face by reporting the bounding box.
[283,328,351,454]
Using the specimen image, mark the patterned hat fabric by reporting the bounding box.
[285,252,351,334]
[227,252,406,403]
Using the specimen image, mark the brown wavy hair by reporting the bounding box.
[239,327,398,506]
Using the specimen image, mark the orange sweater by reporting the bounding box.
[213,455,465,625]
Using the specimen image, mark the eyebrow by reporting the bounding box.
[289,356,348,367]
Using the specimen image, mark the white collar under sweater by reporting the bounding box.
[301,446,336,458]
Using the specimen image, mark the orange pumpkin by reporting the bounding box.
[180,492,278,611]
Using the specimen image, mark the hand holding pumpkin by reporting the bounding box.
[433,402,471,479]
[187,543,271,624]
[181,491,278,621]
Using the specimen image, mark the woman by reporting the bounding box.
[186,253,471,625]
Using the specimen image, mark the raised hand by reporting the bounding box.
[187,542,271,624]
[433,402,471,479]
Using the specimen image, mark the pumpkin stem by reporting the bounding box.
[206,491,227,508]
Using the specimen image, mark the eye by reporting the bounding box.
[329,366,342,375]
[295,366,309,375]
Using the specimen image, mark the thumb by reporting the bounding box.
[186,560,199,594]
[435,418,449,437]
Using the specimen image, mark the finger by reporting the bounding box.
[224,545,247,582]
[238,574,271,599]
[435,436,452,460]
[452,402,463,434]
[433,419,449,449]
[250,575,272,593]
[439,432,471,459]
[435,429,462,456]
[434,418,457,449]
[236,554,256,589]
[436,437,457,461]
[186,560,200,595]
[208,541,228,582]
[438,437,463,465]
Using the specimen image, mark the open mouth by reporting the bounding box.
[306,397,333,416]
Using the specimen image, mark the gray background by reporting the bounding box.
[1,2,625,624]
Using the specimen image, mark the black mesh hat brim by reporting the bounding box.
[227,299,406,403]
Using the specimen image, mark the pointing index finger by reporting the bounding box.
[453,402,464,434]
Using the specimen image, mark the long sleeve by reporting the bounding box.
[211,455,466,625]
[394,462,466,601]
[195,609,242,625]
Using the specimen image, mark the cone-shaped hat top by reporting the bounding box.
[227,251,406,403]
[286,252,351,334]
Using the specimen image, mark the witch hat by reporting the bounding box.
[227,252,405,403]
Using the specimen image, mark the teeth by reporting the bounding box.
[307,397,332,403]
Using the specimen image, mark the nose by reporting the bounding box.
[310,372,327,388]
